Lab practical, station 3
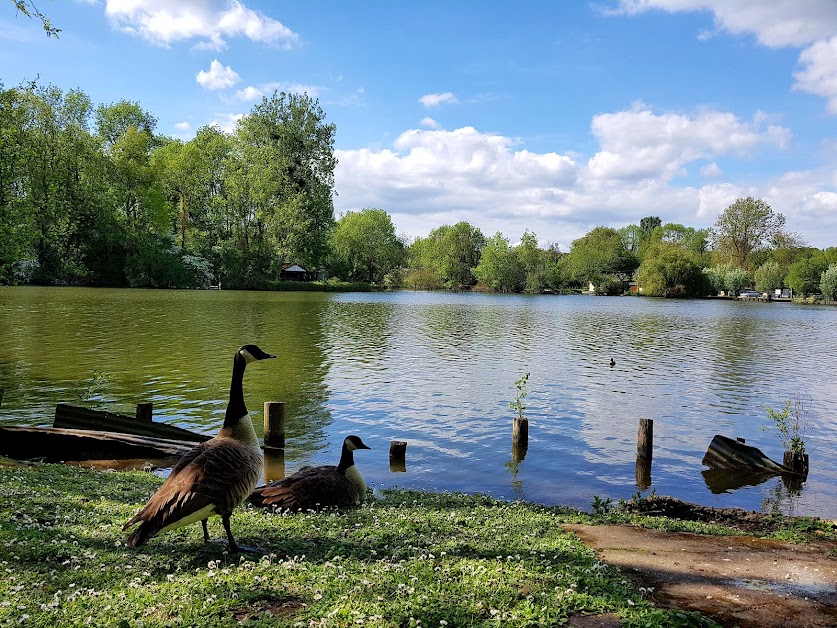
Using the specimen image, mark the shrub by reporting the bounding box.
[820,263,837,300]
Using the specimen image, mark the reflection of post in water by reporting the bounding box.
[512,440,528,463]
[263,447,285,483]
[389,440,407,472]
[635,456,652,490]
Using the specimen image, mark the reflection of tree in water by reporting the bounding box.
[761,475,804,517]
[504,457,523,494]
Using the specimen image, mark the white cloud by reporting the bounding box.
[105,0,300,50]
[586,102,790,182]
[209,112,245,133]
[234,85,265,102]
[613,1,837,114]
[614,1,837,47]
[793,36,837,114]
[334,106,835,248]
[700,162,723,178]
[419,92,460,107]
[196,59,240,90]
[234,82,321,101]
[174,121,191,131]
[420,117,440,129]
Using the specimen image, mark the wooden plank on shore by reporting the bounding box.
[701,434,796,475]
[53,403,209,443]
[0,426,199,462]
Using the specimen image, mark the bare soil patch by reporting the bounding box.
[565,498,837,628]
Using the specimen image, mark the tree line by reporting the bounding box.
[2,80,836,299]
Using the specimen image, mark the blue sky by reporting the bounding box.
[2,0,836,249]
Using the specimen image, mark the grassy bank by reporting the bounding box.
[0,458,753,627]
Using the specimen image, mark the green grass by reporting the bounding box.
[0,458,726,627]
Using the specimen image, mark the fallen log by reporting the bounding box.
[53,403,208,443]
[0,426,198,463]
[701,434,799,476]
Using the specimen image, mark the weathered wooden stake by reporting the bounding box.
[263,401,285,448]
[263,447,286,483]
[636,418,653,460]
[135,402,153,422]
[513,417,528,448]
[783,450,809,478]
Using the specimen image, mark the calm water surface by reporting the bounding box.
[2,286,836,518]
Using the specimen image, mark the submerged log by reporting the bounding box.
[53,403,208,443]
[702,434,800,476]
[0,426,198,462]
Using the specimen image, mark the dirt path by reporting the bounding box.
[564,523,837,628]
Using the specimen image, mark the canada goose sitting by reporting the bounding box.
[610,357,616,367]
[249,435,371,511]
[123,344,275,552]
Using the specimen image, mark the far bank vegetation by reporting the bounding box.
[2,81,836,299]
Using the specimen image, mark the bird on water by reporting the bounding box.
[123,344,275,552]
[610,357,616,367]
[249,435,371,511]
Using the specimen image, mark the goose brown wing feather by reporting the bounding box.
[249,465,360,511]
[123,438,262,542]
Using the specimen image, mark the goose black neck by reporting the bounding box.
[337,441,355,473]
[223,353,247,428]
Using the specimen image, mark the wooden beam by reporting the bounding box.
[0,426,198,462]
[53,403,208,443]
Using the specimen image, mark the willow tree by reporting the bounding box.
[711,197,785,269]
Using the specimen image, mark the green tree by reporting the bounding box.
[8,0,59,37]
[786,253,829,296]
[330,208,404,283]
[754,261,785,294]
[711,197,785,269]
[636,244,709,297]
[474,232,523,292]
[516,230,545,293]
[703,263,751,294]
[406,222,485,288]
[233,91,337,274]
[565,226,638,286]
[151,139,205,250]
[821,264,837,300]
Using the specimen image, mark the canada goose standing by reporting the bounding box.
[249,435,371,511]
[123,344,275,552]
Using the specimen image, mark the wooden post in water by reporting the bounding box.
[637,418,653,460]
[263,402,285,448]
[783,450,809,478]
[135,402,153,422]
[512,417,528,462]
[390,440,407,472]
[513,417,528,450]
[0,388,4,409]
[635,418,653,489]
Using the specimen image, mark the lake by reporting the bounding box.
[1,286,836,518]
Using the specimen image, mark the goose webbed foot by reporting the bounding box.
[222,514,262,554]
